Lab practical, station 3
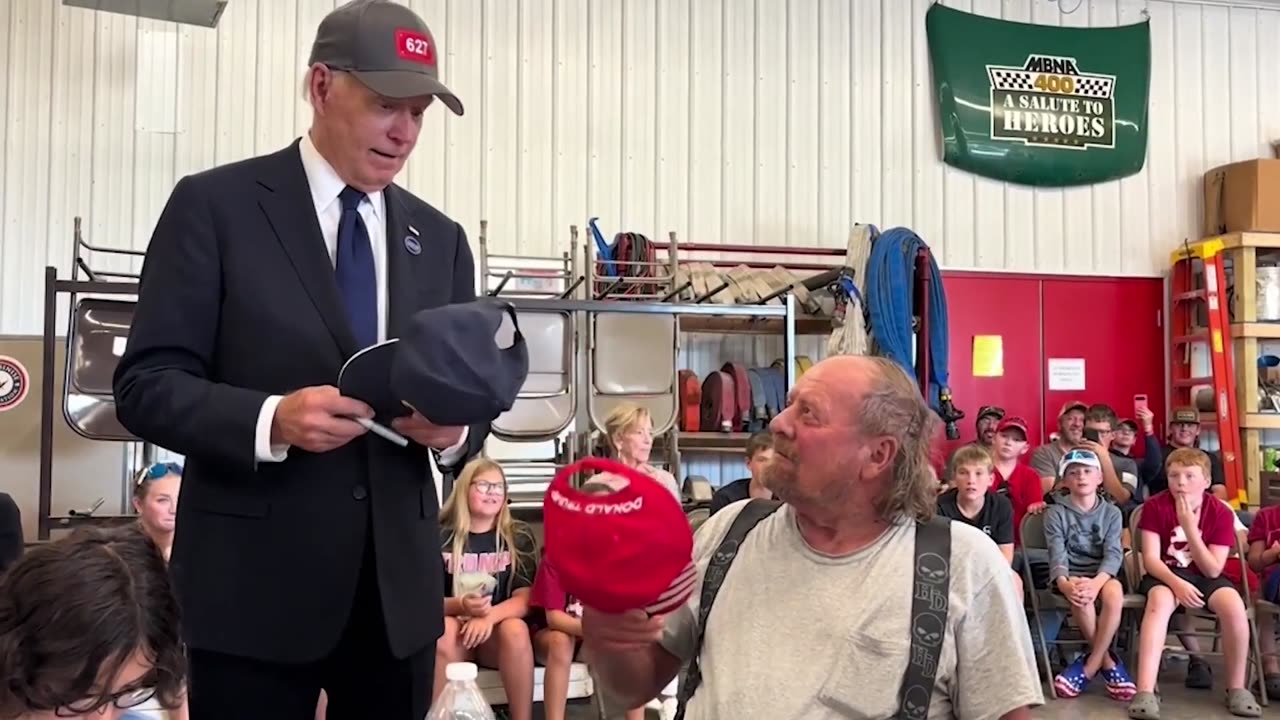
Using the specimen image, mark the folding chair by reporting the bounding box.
[1129,505,1269,705]
[489,309,576,442]
[683,475,713,531]
[1019,512,1147,698]
[65,297,138,441]
[588,311,678,437]
[1255,595,1280,698]
[479,230,580,444]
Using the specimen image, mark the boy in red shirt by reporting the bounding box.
[989,416,1044,546]
[528,556,593,720]
[1246,503,1280,695]
[1130,448,1260,719]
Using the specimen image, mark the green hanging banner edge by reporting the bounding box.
[925,4,1152,188]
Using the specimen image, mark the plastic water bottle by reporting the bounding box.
[425,662,496,720]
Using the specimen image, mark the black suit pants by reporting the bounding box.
[187,524,433,720]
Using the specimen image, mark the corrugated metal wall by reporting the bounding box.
[3,0,1280,486]
[4,0,1280,336]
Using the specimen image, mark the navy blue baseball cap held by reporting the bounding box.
[389,299,529,426]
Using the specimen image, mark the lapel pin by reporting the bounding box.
[408,225,420,236]
[404,235,422,256]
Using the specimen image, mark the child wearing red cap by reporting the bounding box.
[433,459,538,720]
[989,416,1047,546]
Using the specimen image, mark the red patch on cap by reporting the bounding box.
[395,29,436,66]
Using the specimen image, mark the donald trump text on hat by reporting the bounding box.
[549,490,644,516]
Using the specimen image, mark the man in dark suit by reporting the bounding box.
[111,2,481,718]
[0,492,21,573]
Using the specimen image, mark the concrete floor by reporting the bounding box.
[1031,684,1264,719]
[546,656,1278,719]
[1026,653,1280,719]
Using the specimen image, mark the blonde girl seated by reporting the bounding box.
[433,459,537,720]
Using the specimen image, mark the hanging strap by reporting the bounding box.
[896,515,952,719]
[674,499,782,720]
[673,510,953,720]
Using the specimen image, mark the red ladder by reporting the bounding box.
[1170,239,1243,504]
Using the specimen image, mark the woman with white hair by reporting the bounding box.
[600,403,680,502]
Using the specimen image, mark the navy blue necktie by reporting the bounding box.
[335,186,378,348]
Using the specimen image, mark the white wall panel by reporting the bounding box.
[5,0,1280,331]
[4,0,1280,487]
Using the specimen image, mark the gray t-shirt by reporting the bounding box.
[660,501,1044,720]
[1029,443,1066,482]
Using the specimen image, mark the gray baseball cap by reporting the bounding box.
[309,0,463,115]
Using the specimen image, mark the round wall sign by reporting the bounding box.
[0,355,30,412]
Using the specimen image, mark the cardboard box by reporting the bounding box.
[1203,159,1280,236]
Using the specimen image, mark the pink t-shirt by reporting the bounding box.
[1248,506,1280,585]
[1138,490,1236,576]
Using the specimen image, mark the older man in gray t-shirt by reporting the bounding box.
[656,502,1041,719]
[581,356,1043,720]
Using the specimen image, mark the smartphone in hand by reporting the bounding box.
[1134,393,1149,415]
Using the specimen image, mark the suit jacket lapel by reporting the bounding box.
[383,185,415,340]
[257,141,357,357]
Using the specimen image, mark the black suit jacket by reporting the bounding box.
[0,492,21,574]
[113,140,487,664]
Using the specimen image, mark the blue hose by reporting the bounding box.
[865,227,951,412]
[588,217,616,276]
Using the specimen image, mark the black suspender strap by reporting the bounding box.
[897,515,953,720]
[672,506,951,720]
[673,498,782,720]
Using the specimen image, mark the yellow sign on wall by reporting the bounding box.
[972,335,1004,377]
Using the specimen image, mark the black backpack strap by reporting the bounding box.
[897,516,953,720]
[674,498,782,720]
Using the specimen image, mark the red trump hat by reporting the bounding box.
[542,458,696,616]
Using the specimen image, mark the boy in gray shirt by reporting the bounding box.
[1044,448,1133,702]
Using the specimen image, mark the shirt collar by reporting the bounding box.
[299,132,382,219]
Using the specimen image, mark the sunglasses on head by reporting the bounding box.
[137,462,184,486]
[1061,449,1097,464]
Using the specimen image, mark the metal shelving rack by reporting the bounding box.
[479,225,825,489]
[512,294,801,480]
[36,218,150,540]
[1214,232,1280,506]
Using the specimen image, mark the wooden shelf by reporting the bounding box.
[1231,322,1280,339]
[1219,232,1280,250]
[672,431,753,453]
[677,314,832,336]
[1243,413,1280,430]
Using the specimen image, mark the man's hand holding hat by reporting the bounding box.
[390,408,465,450]
[271,385,375,453]
[542,458,696,627]
[336,299,529,451]
[582,607,666,655]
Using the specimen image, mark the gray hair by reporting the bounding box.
[300,64,349,104]
[300,66,315,103]
[855,357,941,523]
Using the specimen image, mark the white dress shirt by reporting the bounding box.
[253,132,468,464]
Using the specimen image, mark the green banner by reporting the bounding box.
[925,5,1151,187]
